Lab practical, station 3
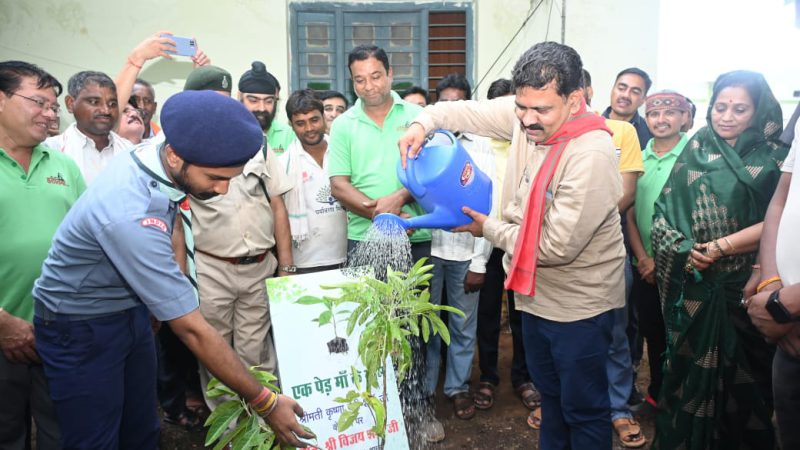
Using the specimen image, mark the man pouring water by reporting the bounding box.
[398,42,625,449]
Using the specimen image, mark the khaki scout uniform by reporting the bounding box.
[190,148,292,407]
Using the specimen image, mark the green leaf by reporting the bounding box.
[366,395,386,437]
[337,401,361,432]
[206,379,238,399]
[250,368,278,388]
[420,317,430,342]
[211,418,248,450]
[429,314,451,345]
[318,310,333,326]
[295,296,325,305]
[350,366,362,391]
[437,304,466,317]
[232,415,261,450]
[204,400,245,446]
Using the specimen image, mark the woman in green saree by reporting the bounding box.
[651,70,789,450]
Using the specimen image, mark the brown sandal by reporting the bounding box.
[515,382,541,410]
[452,392,476,420]
[526,407,541,430]
[613,417,646,448]
[474,381,496,410]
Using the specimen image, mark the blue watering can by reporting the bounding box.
[374,129,492,231]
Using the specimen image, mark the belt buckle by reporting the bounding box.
[238,255,259,265]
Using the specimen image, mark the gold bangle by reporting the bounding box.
[723,237,735,254]
[756,276,782,293]
[711,240,726,258]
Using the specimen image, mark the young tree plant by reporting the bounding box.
[318,258,463,447]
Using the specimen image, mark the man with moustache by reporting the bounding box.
[603,68,653,150]
[31,91,313,449]
[238,62,295,154]
[626,91,690,419]
[45,71,128,184]
[0,60,85,450]
[189,62,295,412]
[328,44,434,443]
[276,89,347,273]
[400,41,624,449]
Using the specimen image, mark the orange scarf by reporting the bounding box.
[504,101,611,296]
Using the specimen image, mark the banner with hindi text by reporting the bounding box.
[267,270,410,450]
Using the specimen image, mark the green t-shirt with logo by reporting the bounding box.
[328,91,430,243]
[266,120,297,155]
[0,144,85,320]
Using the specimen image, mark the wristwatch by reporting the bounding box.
[278,264,297,273]
[765,289,794,324]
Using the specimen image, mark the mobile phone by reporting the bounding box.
[161,34,197,57]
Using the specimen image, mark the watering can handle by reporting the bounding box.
[435,129,457,145]
[405,146,426,198]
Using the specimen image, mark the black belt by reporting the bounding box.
[196,249,269,265]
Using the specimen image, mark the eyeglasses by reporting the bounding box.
[11,93,61,115]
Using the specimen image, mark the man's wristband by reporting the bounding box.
[279,264,297,273]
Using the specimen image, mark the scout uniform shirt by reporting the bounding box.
[190,147,293,262]
[33,144,198,321]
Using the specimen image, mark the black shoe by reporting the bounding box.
[627,385,645,407]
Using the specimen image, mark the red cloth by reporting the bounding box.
[504,101,611,296]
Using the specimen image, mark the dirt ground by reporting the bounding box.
[160,329,655,450]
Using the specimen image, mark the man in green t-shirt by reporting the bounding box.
[0,60,85,450]
[327,45,437,443]
[328,45,431,253]
[626,90,690,417]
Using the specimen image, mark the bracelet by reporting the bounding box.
[255,392,279,417]
[723,237,735,254]
[253,391,277,415]
[756,276,782,293]
[127,57,143,69]
[711,240,726,258]
[752,264,761,270]
[249,387,271,409]
[264,393,279,417]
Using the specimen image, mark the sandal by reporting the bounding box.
[451,392,476,420]
[515,382,541,410]
[612,417,647,448]
[474,381,496,410]
[526,407,541,430]
[163,409,203,431]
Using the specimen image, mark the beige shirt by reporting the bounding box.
[191,148,293,257]
[414,96,625,321]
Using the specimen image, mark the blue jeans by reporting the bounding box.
[424,257,479,397]
[607,258,634,421]
[35,305,160,450]
[523,310,613,450]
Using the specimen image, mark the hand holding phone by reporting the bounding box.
[159,34,197,57]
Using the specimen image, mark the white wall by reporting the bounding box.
[0,0,660,125]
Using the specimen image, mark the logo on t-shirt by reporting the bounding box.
[46,172,68,186]
[316,185,338,206]
[141,217,168,233]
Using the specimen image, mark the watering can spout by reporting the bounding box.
[373,213,412,233]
